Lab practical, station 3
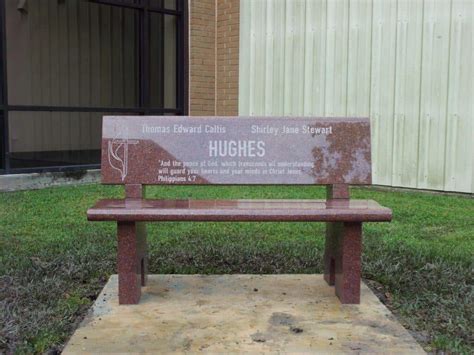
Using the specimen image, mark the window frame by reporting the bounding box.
[0,0,188,174]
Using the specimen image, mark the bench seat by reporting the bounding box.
[87,199,392,222]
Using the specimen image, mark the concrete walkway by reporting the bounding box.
[64,275,424,354]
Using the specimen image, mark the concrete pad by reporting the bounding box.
[64,275,424,354]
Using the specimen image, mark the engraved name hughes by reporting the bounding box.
[209,140,266,157]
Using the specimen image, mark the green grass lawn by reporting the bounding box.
[0,184,473,354]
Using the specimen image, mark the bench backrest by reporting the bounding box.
[101,116,372,188]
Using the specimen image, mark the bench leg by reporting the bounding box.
[117,221,148,304]
[137,222,148,287]
[324,222,362,304]
[324,222,338,286]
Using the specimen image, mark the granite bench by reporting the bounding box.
[87,116,392,305]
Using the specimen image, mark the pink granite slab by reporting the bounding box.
[87,199,392,222]
[101,116,372,185]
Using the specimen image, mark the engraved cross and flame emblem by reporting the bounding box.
[107,126,138,181]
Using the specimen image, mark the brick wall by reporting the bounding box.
[188,0,240,116]
[216,0,239,116]
[189,0,216,116]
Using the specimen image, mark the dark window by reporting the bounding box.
[0,0,187,173]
